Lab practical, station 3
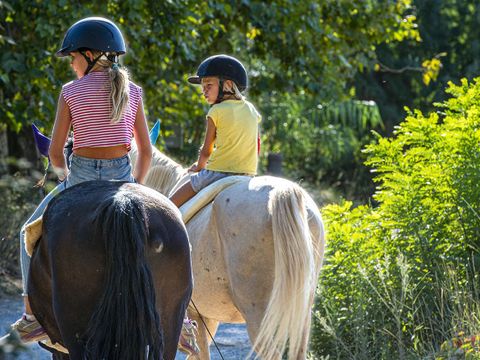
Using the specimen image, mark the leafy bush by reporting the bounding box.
[311,78,480,359]
[260,94,383,202]
[0,159,43,293]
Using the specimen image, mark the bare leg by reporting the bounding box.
[24,296,33,315]
[169,181,196,207]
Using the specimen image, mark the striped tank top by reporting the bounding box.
[61,71,143,150]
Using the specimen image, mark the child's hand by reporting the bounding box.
[53,166,69,182]
[188,163,201,172]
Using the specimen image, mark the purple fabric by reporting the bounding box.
[31,124,51,158]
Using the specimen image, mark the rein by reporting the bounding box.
[180,177,250,359]
[190,300,226,360]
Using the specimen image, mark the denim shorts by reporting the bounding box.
[66,153,134,187]
[190,169,249,193]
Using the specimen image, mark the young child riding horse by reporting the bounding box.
[170,54,261,207]
[12,16,152,343]
[169,54,261,355]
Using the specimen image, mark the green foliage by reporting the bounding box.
[0,0,419,193]
[260,96,383,200]
[356,0,480,134]
[312,78,480,359]
[0,171,42,277]
[437,331,480,360]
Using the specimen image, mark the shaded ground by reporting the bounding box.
[0,292,252,359]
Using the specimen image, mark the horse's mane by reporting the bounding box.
[130,142,187,196]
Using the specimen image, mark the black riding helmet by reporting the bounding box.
[188,55,248,102]
[56,17,126,75]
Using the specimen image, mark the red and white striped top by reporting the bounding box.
[61,71,143,150]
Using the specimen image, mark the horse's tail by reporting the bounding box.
[252,183,324,360]
[84,193,162,360]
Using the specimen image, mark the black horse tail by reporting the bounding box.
[84,192,162,360]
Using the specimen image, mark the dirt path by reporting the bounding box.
[0,293,251,359]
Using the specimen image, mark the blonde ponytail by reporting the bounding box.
[108,66,129,124]
[91,51,130,124]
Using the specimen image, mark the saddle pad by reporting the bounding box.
[24,216,43,257]
[23,176,249,257]
[180,175,250,224]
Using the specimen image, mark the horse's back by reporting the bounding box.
[42,182,116,331]
[28,182,119,351]
[185,177,270,322]
[213,175,323,273]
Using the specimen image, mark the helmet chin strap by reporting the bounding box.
[80,51,104,76]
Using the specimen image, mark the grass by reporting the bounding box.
[312,254,480,359]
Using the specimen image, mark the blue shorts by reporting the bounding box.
[66,153,134,187]
[190,169,251,193]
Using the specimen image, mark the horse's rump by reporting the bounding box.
[131,144,325,359]
[185,176,324,359]
[29,181,192,359]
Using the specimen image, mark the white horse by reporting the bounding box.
[131,145,325,360]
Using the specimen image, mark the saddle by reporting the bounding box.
[179,175,250,223]
[24,216,43,257]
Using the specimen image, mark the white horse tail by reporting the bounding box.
[251,182,324,360]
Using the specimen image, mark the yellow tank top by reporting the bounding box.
[206,99,261,175]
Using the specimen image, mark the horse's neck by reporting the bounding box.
[130,143,187,196]
[145,166,188,197]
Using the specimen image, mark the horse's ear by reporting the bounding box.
[149,120,161,145]
[32,124,51,158]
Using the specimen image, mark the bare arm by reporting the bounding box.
[49,94,71,181]
[257,128,261,155]
[190,116,216,172]
[132,101,152,184]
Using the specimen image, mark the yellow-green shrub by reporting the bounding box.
[311,78,480,359]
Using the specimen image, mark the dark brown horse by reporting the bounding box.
[28,180,192,360]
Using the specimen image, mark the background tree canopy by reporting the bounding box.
[356,0,480,135]
[0,0,418,200]
[3,2,480,359]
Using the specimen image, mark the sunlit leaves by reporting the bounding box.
[1,0,418,131]
[422,57,443,85]
[314,77,480,358]
[357,0,480,140]
[0,0,421,192]
[246,26,260,40]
